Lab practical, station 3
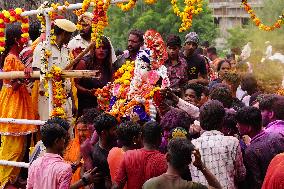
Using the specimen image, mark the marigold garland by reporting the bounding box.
[242,0,284,31]
[144,0,157,5]
[116,0,137,11]
[171,0,203,32]
[0,8,29,53]
[92,0,111,48]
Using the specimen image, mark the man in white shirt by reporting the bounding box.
[32,19,77,123]
[190,100,246,189]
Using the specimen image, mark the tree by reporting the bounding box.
[105,0,218,50]
[227,0,284,52]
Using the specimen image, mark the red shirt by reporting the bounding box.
[115,148,167,189]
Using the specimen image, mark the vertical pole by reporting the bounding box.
[44,11,53,117]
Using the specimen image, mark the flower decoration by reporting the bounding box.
[242,0,284,31]
[170,127,188,140]
[143,29,168,69]
[144,0,157,4]
[171,0,203,32]
[74,0,92,16]
[92,0,111,48]
[0,8,30,53]
[116,0,137,11]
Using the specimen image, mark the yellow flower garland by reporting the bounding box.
[242,0,284,31]
[171,0,203,32]
[116,0,137,11]
[144,0,157,5]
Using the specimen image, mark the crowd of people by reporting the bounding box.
[0,12,284,189]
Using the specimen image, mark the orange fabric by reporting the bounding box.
[0,54,37,134]
[107,147,127,189]
[63,128,82,187]
[262,153,284,189]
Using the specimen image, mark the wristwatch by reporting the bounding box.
[81,176,89,186]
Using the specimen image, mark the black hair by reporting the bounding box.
[78,108,103,125]
[236,106,262,131]
[222,110,238,136]
[94,113,118,134]
[167,138,194,170]
[115,49,124,57]
[46,117,70,131]
[200,100,225,131]
[201,41,210,48]
[217,60,231,72]
[195,47,204,55]
[222,72,241,90]
[29,21,41,41]
[92,36,113,80]
[202,86,209,96]
[53,25,66,36]
[249,92,263,106]
[142,121,162,145]
[272,97,284,120]
[183,83,203,99]
[0,23,22,69]
[160,108,193,131]
[117,121,142,147]
[207,46,217,55]
[166,34,181,47]
[210,87,233,108]
[129,29,144,43]
[41,120,68,148]
[259,94,279,111]
[241,74,258,93]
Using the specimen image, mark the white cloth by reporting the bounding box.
[190,130,246,189]
[241,43,251,60]
[242,95,251,106]
[269,53,284,63]
[32,43,72,122]
[236,85,246,100]
[177,98,199,119]
[68,34,90,52]
[265,45,273,58]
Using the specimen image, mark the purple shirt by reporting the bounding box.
[27,153,72,189]
[244,120,284,189]
[165,56,188,89]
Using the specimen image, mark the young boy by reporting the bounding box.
[27,119,100,189]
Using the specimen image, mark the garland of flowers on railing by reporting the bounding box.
[0,8,29,53]
[242,0,284,31]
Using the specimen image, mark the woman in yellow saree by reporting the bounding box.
[0,24,37,188]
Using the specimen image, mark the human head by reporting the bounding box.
[259,94,279,127]
[210,86,233,109]
[54,19,76,45]
[207,46,218,61]
[41,118,70,155]
[1,23,24,68]
[201,41,210,54]
[77,108,102,143]
[182,83,203,106]
[128,29,144,54]
[166,34,181,60]
[142,121,162,148]
[226,54,237,68]
[160,108,193,141]
[222,109,238,136]
[236,106,262,137]
[184,32,199,57]
[199,100,225,131]
[222,72,241,95]
[199,86,209,107]
[94,113,118,144]
[78,12,93,39]
[241,74,258,95]
[167,138,195,173]
[29,21,41,42]
[217,60,231,79]
[117,121,142,149]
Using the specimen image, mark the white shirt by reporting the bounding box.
[68,34,90,52]
[32,42,72,122]
[241,43,251,60]
[190,130,246,189]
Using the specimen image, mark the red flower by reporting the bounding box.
[0,32,4,37]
